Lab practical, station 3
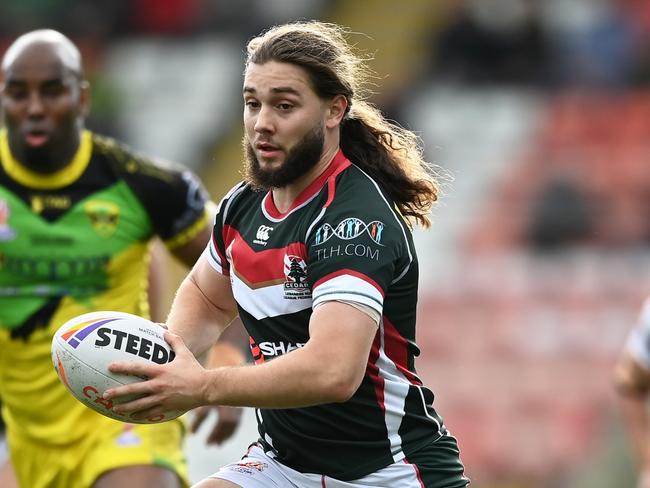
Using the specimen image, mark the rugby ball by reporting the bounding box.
[51,310,183,424]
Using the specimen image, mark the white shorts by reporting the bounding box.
[210,443,432,488]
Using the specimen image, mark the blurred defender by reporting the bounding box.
[104,21,470,487]
[615,297,650,488]
[0,30,245,488]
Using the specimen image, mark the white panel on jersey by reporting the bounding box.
[374,322,443,462]
[231,274,312,320]
[312,274,384,314]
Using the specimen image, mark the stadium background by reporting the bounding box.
[2,0,650,486]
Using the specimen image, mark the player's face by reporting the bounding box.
[243,61,329,188]
[0,45,89,171]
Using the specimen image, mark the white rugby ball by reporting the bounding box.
[51,310,184,424]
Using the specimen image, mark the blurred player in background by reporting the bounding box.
[615,297,650,488]
[0,29,246,488]
[104,21,469,487]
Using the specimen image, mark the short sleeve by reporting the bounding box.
[206,182,246,276]
[120,155,211,244]
[306,201,408,316]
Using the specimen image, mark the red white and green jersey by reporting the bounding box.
[0,129,211,445]
[208,150,448,480]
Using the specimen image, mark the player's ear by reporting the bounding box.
[79,79,91,117]
[325,94,348,129]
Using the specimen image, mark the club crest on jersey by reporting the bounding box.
[0,199,16,241]
[84,200,120,238]
[283,254,310,299]
[314,217,385,246]
[253,224,274,246]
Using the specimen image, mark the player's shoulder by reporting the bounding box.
[329,163,401,221]
[312,164,409,250]
[91,133,186,183]
[215,180,259,219]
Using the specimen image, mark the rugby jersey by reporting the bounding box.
[208,150,447,480]
[626,297,650,369]
[0,129,210,444]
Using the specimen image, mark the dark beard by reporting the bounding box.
[244,124,324,190]
[7,127,80,173]
[19,145,59,171]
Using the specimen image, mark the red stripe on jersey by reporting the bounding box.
[383,317,423,386]
[263,150,351,219]
[249,336,266,364]
[366,330,386,414]
[223,225,307,285]
[211,231,230,275]
[313,268,384,297]
[324,152,352,208]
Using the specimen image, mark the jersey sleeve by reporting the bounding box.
[306,194,410,316]
[625,297,650,370]
[207,182,247,276]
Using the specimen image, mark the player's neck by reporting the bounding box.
[271,144,339,213]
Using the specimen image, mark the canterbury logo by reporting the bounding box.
[314,218,385,245]
[256,225,274,241]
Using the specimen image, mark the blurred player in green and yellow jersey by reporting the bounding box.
[0,29,246,488]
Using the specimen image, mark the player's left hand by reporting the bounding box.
[190,405,243,445]
[103,331,209,420]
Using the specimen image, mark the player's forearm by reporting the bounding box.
[202,344,360,408]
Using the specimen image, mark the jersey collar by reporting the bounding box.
[0,128,93,189]
[263,149,351,220]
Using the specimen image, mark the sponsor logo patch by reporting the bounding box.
[314,217,385,245]
[30,194,70,214]
[315,243,380,261]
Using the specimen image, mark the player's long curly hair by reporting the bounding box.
[246,21,440,228]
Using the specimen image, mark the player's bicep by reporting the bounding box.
[168,253,238,356]
[307,301,378,395]
[190,252,238,317]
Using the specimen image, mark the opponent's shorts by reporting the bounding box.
[7,418,188,488]
[210,435,469,488]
